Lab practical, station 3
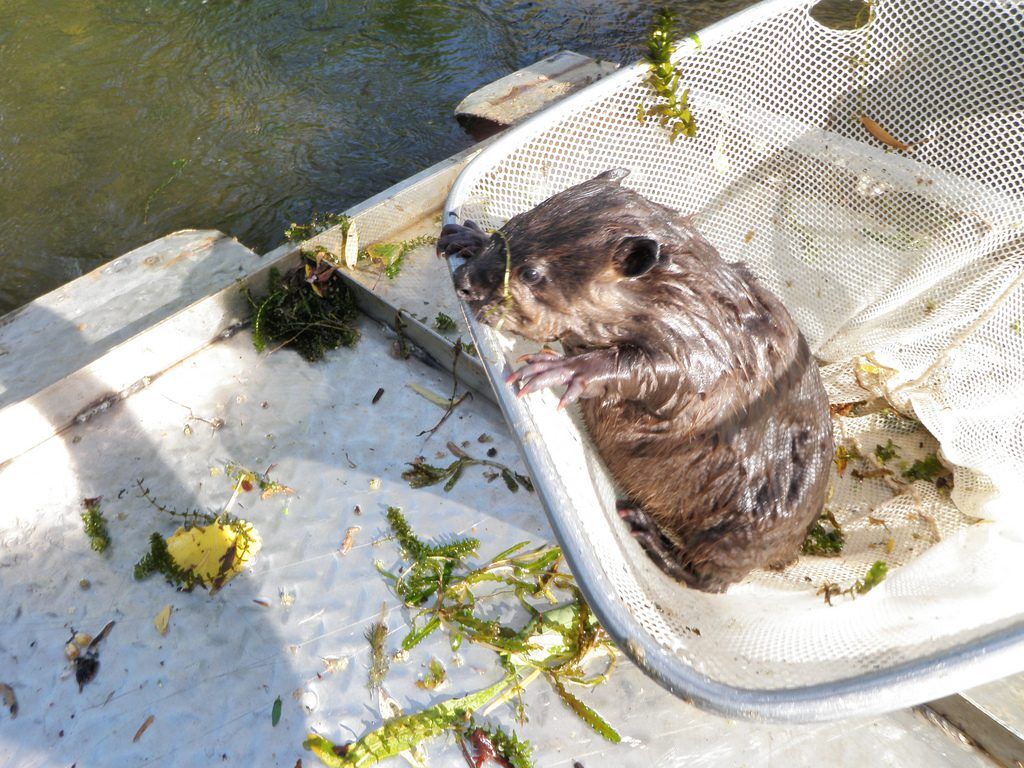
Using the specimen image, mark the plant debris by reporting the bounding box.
[415,658,447,691]
[144,158,188,224]
[285,213,351,243]
[801,512,845,557]
[458,722,533,768]
[365,604,390,692]
[154,604,173,636]
[392,312,412,359]
[67,620,115,692]
[341,526,361,555]
[855,560,889,594]
[830,400,867,418]
[419,341,472,438]
[133,480,262,594]
[363,234,438,280]
[408,383,459,410]
[637,8,697,142]
[133,714,155,743]
[403,443,533,494]
[305,510,619,766]
[372,387,385,405]
[858,115,925,152]
[833,443,860,476]
[272,696,283,727]
[0,683,16,719]
[434,313,457,333]
[874,439,900,463]
[817,560,889,605]
[80,497,111,554]
[902,453,945,482]
[248,252,360,362]
[225,462,294,500]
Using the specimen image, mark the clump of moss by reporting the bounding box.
[801,513,844,557]
[247,251,360,362]
[80,497,111,554]
[874,439,900,463]
[902,453,944,482]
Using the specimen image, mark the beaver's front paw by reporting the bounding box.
[506,349,618,408]
[437,219,489,259]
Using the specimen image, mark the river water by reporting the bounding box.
[1,0,848,315]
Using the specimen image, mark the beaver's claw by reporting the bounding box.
[437,220,489,259]
[506,349,616,408]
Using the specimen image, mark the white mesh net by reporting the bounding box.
[446,0,1024,708]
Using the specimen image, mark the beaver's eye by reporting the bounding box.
[519,266,542,286]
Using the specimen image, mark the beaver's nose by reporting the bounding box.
[453,263,485,303]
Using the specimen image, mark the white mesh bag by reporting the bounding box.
[444,0,1024,721]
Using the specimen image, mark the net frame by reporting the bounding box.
[444,0,1024,722]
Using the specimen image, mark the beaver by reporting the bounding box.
[438,168,833,592]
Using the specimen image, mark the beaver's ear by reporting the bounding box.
[595,168,630,185]
[614,236,662,278]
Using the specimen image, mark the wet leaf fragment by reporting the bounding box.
[858,115,918,152]
[341,526,361,555]
[0,683,16,719]
[550,677,620,743]
[362,234,438,279]
[834,443,860,476]
[272,696,283,727]
[133,714,155,743]
[154,604,172,636]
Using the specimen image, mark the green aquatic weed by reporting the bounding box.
[637,8,697,142]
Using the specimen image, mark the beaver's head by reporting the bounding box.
[452,169,715,345]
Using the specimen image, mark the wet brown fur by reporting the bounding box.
[447,169,833,592]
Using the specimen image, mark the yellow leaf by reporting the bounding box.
[154,604,172,636]
[164,520,262,592]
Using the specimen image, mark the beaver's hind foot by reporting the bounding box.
[617,503,728,593]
